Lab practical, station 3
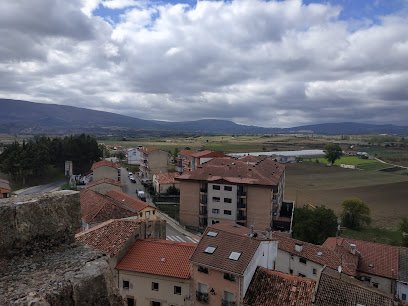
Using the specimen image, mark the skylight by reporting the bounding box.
[229,251,241,260]
[204,246,216,254]
[207,231,218,237]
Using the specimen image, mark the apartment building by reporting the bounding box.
[138,147,169,180]
[91,160,120,182]
[177,157,285,231]
[190,222,277,306]
[176,150,226,173]
[116,239,196,306]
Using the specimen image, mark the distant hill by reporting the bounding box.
[0,99,407,135]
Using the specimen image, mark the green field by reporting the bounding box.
[341,227,402,246]
[314,156,386,170]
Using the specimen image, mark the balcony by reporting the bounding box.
[200,196,208,205]
[199,207,208,215]
[196,291,209,303]
[237,213,246,221]
[200,187,208,193]
[237,201,246,209]
[221,300,236,306]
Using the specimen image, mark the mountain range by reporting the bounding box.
[0,99,407,136]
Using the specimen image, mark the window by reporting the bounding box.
[312,268,317,275]
[229,251,241,260]
[127,297,135,306]
[212,208,220,214]
[207,231,218,237]
[174,286,182,295]
[224,273,236,281]
[298,273,306,277]
[123,280,130,289]
[212,185,220,190]
[204,246,217,254]
[224,186,232,191]
[402,294,406,301]
[299,257,307,264]
[224,198,232,203]
[212,197,220,202]
[152,282,159,291]
[372,282,379,288]
[151,302,161,306]
[224,210,232,215]
[289,269,293,274]
[198,265,209,273]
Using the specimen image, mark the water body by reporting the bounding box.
[228,149,325,157]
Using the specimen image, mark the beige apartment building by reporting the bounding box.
[177,157,285,231]
[139,147,169,180]
[116,239,196,306]
[91,160,120,182]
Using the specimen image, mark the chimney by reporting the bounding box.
[349,243,357,255]
[295,243,303,252]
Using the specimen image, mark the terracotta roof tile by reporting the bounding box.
[80,189,141,224]
[190,222,261,275]
[177,157,285,186]
[179,150,197,157]
[243,267,316,306]
[116,239,196,279]
[91,160,119,171]
[274,232,358,276]
[106,190,154,212]
[85,178,121,189]
[154,172,179,184]
[75,218,142,256]
[190,150,226,158]
[323,237,403,279]
[315,267,394,306]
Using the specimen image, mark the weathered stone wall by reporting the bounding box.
[0,190,81,257]
[0,191,123,305]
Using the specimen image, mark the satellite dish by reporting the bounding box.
[338,266,342,273]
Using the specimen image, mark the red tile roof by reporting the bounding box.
[190,150,225,158]
[75,218,143,256]
[116,239,196,279]
[190,222,261,275]
[323,237,402,279]
[179,150,197,157]
[106,190,153,212]
[273,232,358,276]
[177,157,285,186]
[244,267,316,306]
[80,189,146,224]
[315,267,394,306]
[91,160,119,171]
[154,172,179,184]
[85,178,121,189]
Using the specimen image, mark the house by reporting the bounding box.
[243,267,316,305]
[80,188,157,229]
[190,222,277,306]
[323,237,407,295]
[91,160,120,182]
[0,179,11,198]
[398,249,408,304]
[127,147,143,165]
[84,178,122,194]
[176,150,226,173]
[176,157,286,231]
[138,147,169,180]
[273,232,358,281]
[314,267,395,306]
[116,239,196,306]
[153,172,180,194]
[75,218,166,266]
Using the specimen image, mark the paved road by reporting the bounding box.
[14,180,66,196]
[120,167,201,244]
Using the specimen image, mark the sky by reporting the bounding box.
[1,0,408,128]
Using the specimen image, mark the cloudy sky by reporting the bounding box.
[1,0,408,127]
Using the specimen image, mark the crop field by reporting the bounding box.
[285,162,408,228]
[312,156,389,171]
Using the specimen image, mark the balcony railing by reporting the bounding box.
[196,291,209,303]
[237,214,247,221]
[200,187,208,193]
[199,207,207,215]
[221,300,236,306]
[237,201,246,209]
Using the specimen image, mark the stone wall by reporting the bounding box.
[0,191,123,305]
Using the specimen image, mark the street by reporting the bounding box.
[120,167,201,244]
[14,180,66,196]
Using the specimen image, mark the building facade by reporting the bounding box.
[91,160,120,182]
[177,157,285,231]
[139,147,169,180]
[0,179,11,198]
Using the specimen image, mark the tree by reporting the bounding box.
[400,217,408,247]
[166,185,180,195]
[324,143,342,165]
[341,198,371,230]
[292,205,338,244]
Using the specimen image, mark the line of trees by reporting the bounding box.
[0,134,102,184]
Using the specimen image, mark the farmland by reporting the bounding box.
[285,162,408,228]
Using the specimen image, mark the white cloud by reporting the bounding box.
[0,0,407,127]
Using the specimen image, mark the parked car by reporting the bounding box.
[129,175,136,183]
[128,172,133,176]
[137,190,146,202]
[141,178,152,186]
